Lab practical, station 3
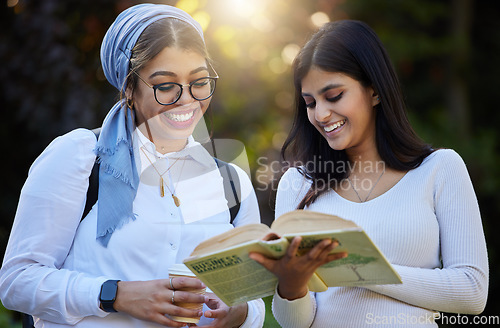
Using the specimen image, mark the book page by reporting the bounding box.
[185,209,401,304]
[188,224,270,257]
[270,211,402,287]
[184,240,289,306]
[271,210,358,235]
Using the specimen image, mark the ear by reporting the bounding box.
[125,85,133,101]
[371,89,380,107]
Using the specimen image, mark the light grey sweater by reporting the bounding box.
[272,149,488,328]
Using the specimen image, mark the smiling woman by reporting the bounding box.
[0,3,265,328]
[249,19,489,328]
[301,71,379,155]
[130,46,214,152]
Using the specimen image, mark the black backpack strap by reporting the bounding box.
[21,128,102,328]
[82,127,101,220]
[21,312,34,328]
[214,158,241,225]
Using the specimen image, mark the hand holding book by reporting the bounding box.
[183,210,402,306]
[249,236,348,300]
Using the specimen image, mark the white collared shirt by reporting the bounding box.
[0,128,264,327]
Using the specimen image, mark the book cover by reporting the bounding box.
[183,210,402,306]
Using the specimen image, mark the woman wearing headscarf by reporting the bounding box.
[0,4,265,327]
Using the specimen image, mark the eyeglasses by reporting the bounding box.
[133,67,218,106]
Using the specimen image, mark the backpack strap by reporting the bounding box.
[21,128,102,328]
[21,312,34,328]
[81,130,241,224]
[82,127,101,220]
[214,158,241,225]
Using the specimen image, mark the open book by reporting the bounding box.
[183,210,402,306]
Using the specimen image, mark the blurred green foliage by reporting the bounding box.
[0,304,20,328]
[263,296,280,328]
[1,0,499,326]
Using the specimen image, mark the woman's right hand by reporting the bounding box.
[113,278,208,327]
[249,236,347,301]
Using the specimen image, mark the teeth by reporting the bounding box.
[324,119,345,132]
[166,111,194,122]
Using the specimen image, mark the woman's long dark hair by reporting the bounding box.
[282,20,433,209]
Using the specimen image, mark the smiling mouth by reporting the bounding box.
[324,119,346,133]
[164,110,195,122]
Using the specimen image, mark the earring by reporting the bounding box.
[126,98,134,109]
[377,97,380,102]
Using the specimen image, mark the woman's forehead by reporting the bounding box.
[141,47,207,76]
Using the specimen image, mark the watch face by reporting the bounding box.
[100,280,118,301]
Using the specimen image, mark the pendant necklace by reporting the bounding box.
[139,121,185,206]
[347,168,385,203]
[140,147,182,207]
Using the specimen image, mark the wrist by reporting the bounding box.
[277,283,308,301]
[99,280,121,312]
[232,303,248,328]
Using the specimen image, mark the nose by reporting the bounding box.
[176,84,195,104]
[314,101,332,123]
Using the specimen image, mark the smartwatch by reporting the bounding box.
[99,280,120,312]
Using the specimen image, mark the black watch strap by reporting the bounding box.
[99,280,120,313]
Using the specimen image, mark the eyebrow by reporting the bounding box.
[302,83,344,96]
[148,66,209,79]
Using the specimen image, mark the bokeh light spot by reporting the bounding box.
[221,43,241,60]
[272,132,288,150]
[176,0,199,14]
[269,57,287,74]
[214,25,236,43]
[310,11,330,27]
[281,43,301,65]
[250,15,274,33]
[249,44,269,62]
[7,0,19,7]
[192,11,211,31]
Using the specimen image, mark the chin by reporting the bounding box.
[326,141,347,151]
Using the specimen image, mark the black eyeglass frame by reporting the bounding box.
[133,65,219,106]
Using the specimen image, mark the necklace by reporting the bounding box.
[140,147,181,206]
[347,169,385,203]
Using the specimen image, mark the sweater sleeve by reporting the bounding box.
[239,299,265,328]
[272,288,317,328]
[0,129,109,324]
[271,169,318,327]
[367,150,489,314]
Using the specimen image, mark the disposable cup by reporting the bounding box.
[168,264,206,323]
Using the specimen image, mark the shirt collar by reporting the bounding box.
[134,129,214,168]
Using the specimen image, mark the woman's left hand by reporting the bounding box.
[189,293,247,328]
[249,236,347,300]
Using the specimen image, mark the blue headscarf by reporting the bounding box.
[95,4,205,247]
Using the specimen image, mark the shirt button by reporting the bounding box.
[171,244,177,250]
